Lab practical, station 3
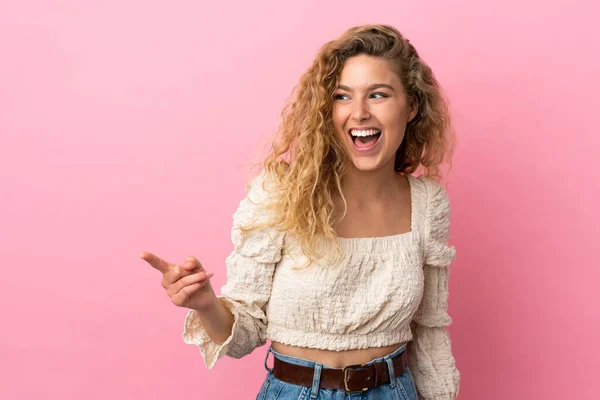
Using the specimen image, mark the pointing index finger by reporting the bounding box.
[140,252,172,274]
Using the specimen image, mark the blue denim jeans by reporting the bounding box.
[256,343,418,400]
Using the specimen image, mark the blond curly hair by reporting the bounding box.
[244,24,456,265]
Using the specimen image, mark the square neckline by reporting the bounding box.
[335,173,415,243]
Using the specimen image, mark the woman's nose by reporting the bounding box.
[351,100,371,121]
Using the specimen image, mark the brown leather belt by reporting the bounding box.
[272,349,408,394]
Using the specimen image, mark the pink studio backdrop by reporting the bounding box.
[1,1,598,399]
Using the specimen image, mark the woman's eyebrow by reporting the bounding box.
[336,83,396,92]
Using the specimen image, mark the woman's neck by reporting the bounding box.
[339,166,403,207]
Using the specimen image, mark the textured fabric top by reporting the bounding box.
[182,170,460,399]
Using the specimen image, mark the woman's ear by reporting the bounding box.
[408,97,419,123]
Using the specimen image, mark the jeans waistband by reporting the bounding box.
[264,343,409,398]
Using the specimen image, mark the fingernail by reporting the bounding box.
[207,271,215,278]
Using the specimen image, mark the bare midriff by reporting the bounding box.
[271,341,407,368]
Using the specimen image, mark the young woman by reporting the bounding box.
[141,24,460,400]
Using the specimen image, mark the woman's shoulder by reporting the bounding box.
[244,168,282,202]
[409,174,452,232]
[411,174,450,203]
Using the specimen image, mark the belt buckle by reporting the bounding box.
[342,363,369,394]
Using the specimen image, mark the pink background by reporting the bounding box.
[1,1,598,399]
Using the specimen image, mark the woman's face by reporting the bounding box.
[332,54,417,172]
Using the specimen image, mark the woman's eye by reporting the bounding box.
[370,92,388,99]
[334,93,349,100]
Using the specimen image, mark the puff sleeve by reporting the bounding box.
[182,170,284,369]
[407,178,460,399]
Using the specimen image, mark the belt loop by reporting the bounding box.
[263,347,273,373]
[385,355,396,388]
[310,362,323,399]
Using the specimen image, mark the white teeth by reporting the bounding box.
[350,129,381,137]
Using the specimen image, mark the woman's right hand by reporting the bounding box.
[140,252,217,311]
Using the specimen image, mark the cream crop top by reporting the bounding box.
[182,170,460,400]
